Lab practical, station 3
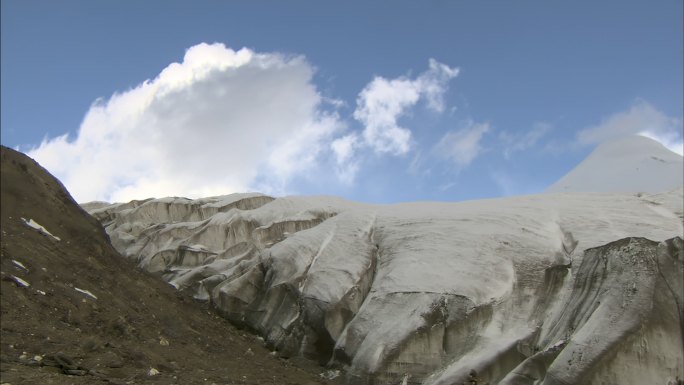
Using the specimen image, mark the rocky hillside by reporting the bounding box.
[0,145,342,385]
[88,187,683,384]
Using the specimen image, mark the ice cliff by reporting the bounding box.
[87,189,684,384]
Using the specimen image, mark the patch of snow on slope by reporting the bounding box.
[74,287,98,300]
[21,217,61,241]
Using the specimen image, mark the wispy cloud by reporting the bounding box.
[490,171,516,197]
[577,100,683,155]
[353,59,459,155]
[498,122,551,159]
[434,121,490,169]
[28,43,343,202]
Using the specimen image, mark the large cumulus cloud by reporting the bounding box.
[28,43,342,202]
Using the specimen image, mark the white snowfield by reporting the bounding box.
[546,135,684,193]
[88,188,684,385]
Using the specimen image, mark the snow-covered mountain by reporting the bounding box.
[546,135,683,193]
[87,188,684,384]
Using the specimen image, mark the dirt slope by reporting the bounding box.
[0,145,341,385]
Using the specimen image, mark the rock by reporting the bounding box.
[39,352,90,375]
[102,351,124,368]
[63,369,87,376]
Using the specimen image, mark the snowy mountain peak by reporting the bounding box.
[546,135,684,193]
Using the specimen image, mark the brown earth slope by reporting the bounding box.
[0,146,342,385]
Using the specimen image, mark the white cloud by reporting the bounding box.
[419,59,460,112]
[28,43,342,202]
[331,133,360,184]
[577,100,683,155]
[498,122,551,159]
[353,59,459,155]
[331,133,359,165]
[434,122,490,168]
[637,130,683,156]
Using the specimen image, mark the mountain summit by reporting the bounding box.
[546,135,683,193]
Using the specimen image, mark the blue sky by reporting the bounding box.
[2,0,682,203]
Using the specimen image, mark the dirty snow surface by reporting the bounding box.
[88,188,684,384]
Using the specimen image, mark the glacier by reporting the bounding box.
[87,189,684,384]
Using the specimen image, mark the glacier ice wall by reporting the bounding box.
[87,190,684,384]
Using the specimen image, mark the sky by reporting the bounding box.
[2,0,683,204]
